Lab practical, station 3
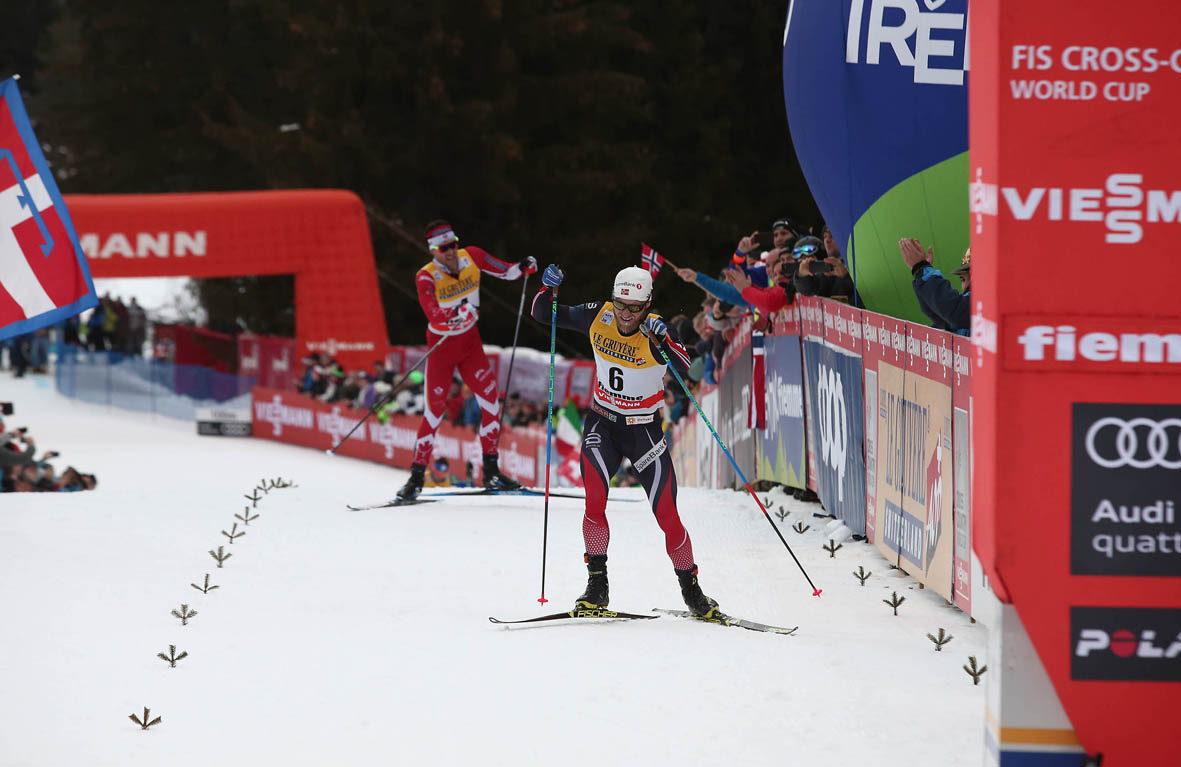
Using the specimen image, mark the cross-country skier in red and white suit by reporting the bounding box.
[395,220,538,502]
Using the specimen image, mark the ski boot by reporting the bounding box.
[675,565,719,618]
[482,453,522,491]
[396,463,426,502]
[575,554,609,609]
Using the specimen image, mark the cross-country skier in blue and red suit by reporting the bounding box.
[396,220,538,502]
[530,263,720,617]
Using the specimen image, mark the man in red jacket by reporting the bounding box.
[396,220,538,501]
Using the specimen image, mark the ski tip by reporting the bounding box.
[813,587,823,598]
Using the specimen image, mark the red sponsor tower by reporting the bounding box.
[972,1,1181,763]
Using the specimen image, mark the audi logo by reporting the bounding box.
[816,365,849,501]
[1085,417,1181,469]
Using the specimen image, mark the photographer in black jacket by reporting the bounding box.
[792,235,858,303]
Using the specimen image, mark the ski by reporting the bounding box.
[420,487,641,502]
[652,608,797,635]
[422,487,588,500]
[345,498,439,511]
[489,607,659,625]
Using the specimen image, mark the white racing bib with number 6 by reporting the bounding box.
[588,302,667,416]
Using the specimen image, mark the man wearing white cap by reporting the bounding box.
[530,264,720,618]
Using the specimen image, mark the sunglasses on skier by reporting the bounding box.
[433,241,458,252]
[613,299,647,314]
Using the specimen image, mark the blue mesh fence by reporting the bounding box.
[55,347,257,421]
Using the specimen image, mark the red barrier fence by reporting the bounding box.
[251,387,544,487]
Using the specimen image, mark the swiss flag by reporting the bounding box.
[0,77,97,341]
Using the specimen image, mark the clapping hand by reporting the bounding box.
[899,238,933,269]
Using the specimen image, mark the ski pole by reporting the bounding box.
[495,274,529,450]
[327,333,448,454]
[538,284,558,605]
[654,339,822,597]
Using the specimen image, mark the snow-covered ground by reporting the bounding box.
[0,372,987,766]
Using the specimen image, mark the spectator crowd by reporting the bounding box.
[0,408,98,493]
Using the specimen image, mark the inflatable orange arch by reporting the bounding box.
[66,189,388,370]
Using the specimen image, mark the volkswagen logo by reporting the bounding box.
[1085,417,1181,469]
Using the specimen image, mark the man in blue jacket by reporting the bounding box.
[900,238,970,336]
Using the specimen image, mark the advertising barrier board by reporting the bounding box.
[717,340,754,489]
[757,334,807,489]
[871,322,956,601]
[803,338,867,534]
[952,336,973,614]
[861,311,908,544]
[251,387,541,486]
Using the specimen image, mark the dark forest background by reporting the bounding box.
[3,0,820,355]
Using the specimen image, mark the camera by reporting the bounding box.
[1,402,12,416]
[810,261,834,275]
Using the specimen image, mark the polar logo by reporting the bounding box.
[1071,607,1181,680]
[1075,628,1181,659]
[816,364,849,501]
[845,0,969,86]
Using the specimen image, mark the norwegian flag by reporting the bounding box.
[0,78,97,341]
[640,242,665,277]
[748,330,766,429]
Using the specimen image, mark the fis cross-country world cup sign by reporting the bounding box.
[782,0,969,323]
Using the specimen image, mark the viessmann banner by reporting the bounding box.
[250,387,541,486]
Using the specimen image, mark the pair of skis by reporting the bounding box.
[346,486,633,511]
[488,607,797,636]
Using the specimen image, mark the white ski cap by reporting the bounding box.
[613,266,653,303]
